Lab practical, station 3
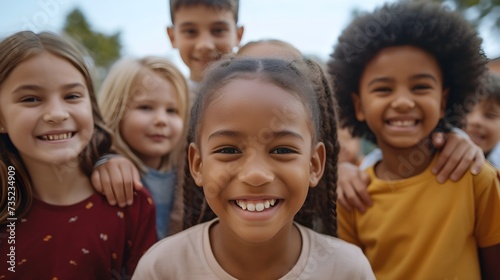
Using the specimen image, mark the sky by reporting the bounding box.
[1,0,498,75]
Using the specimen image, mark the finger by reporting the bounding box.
[131,165,144,191]
[355,171,373,206]
[431,132,445,149]
[431,136,456,176]
[99,169,117,206]
[336,183,352,212]
[107,165,128,208]
[448,147,477,181]
[90,171,103,193]
[342,180,366,213]
[118,163,135,206]
[435,144,468,183]
[470,148,484,175]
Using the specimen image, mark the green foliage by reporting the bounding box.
[447,0,500,30]
[62,8,121,69]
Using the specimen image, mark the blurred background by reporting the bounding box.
[1,0,499,78]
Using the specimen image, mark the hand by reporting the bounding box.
[91,156,143,207]
[431,131,484,183]
[337,161,372,213]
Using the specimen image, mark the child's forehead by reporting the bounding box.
[476,98,500,111]
[173,4,236,25]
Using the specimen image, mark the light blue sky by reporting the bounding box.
[1,0,498,74]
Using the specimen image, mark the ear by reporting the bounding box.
[309,142,326,188]
[440,88,449,118]
[188,143,203,186]
[352,92,365,121]
[235,26,244,46]
[166,26,177,49]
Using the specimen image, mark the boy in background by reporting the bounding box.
[465,73,500,168]
[167,0,244,92]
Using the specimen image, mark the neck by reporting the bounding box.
[210,220,301,279]
[23,158,94,205]
[376,138,434,180]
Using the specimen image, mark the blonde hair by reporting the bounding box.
[0,31,112,225]
[98,56,189,173]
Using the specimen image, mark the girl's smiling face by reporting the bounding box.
[354,45,447,152]
[188,78,325,243]
[0,51,94,166]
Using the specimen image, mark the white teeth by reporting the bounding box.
[236,199,277,212]
[247,203,256,211]
[389,120,415,127]
[255,203,264,211]
[41,132,72,141]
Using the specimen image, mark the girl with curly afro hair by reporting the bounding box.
[330,2,500,279]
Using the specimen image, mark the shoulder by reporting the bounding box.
[296,225,375,279]
[130,189,155,209]
[473,162,499,186]
[133,221,211,278]
[142,221,207,260]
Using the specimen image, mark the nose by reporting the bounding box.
[391,90,415,111]
[153,109,168,127]
[195,32,216,53]
[42,98,69,123]
[238,151,275,187]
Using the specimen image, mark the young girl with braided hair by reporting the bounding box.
[133,58,375,279]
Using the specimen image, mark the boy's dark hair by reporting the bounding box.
[182,57,339,236]
[170,0,239,23]
[328,1,486,143]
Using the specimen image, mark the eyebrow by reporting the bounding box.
[12,83,86,94]
[367,73,438,87]
[208,130,304,142]
[178,20,230,28]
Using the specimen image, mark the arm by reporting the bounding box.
[479,244,500,279]
[431,129,484,183]
[337,162,372,213]
[91,154,143,207]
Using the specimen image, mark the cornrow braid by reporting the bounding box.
[299,58,339,236]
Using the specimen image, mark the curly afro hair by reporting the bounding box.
[328,1,486,143]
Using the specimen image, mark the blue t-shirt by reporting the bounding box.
[487,142,500,168]
[141,168,177,239]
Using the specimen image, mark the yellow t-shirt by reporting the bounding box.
[338,157,500,280]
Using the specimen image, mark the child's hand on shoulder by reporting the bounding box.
[91,155,143,207]
[337,161,372,213]
[431,130,484,183]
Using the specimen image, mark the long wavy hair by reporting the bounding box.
[0,31,112,226]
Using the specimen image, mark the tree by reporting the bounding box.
[62,8,121,70]
[446,0,500,31]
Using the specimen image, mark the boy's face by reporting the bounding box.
[353,46,447,152]
[465,100,500,155]
[167,5,244,82]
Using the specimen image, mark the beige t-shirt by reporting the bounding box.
[133,219,375,280]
